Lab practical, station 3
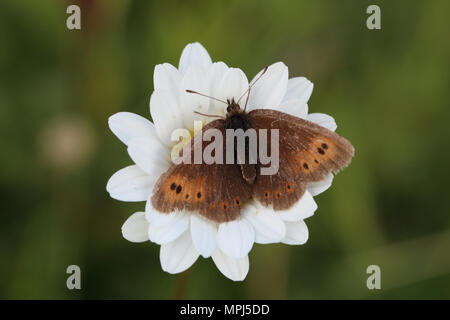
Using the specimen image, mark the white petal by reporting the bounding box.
[180,66,211,131]
[308,173,334,196]
[145,202,184,227]
[276,99,308,118]
[216,68,249,106]
[208,62,229,113]
[160,230,199,274]
[212,249,249,281]
[148,212,189,245]
[106,165,156,202]
[248,62,288,110]
[127,137,170,175]
[154,63,182,100]
[281,220,309,245]
[190,214,217,258]
[279,191,317,221]
[178,42,212,74]
[208,62,229,90]
[217,219,254,259]
[121,212,149,243]
[307,113,337,132]
[283,77,314,104]
[108,112,156,146]
[243,203,286,244]
[149,89,183,146]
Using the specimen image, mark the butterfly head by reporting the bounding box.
[187,65,268,120]
[226,98,241,115]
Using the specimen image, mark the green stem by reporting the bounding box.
[175,268,191,300]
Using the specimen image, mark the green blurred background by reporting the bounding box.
[1,0,450,299]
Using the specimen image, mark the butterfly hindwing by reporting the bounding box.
[253,163,308,210]
[151,119,252,223]
[248,109,354,210]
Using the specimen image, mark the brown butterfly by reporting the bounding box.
[151,67,354,223]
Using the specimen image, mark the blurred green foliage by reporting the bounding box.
[1,0,450,299]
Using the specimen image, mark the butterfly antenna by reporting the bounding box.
[193,111,225,119]
[243,86,252,112]
[239,66,269,112]
[185,90,228,105]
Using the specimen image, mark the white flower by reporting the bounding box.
[107,42,338,281]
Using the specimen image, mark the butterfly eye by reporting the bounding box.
[226,106,231,113]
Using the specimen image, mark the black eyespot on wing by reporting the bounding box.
[176,185,182,194]
[286,182,293,193]
[222,201,229,210]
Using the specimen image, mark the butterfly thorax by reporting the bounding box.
[225,98,249,131]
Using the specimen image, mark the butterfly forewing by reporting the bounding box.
[151,119,253,223]
[248,109,354,210]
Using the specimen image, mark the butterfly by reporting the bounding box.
[151,67,354,223]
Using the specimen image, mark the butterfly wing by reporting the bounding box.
[151,119,252,223]
[248,109,354,210]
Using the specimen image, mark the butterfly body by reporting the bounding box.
[224,98,250,131]
[228,113,247,130]
[151,99,354,223]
